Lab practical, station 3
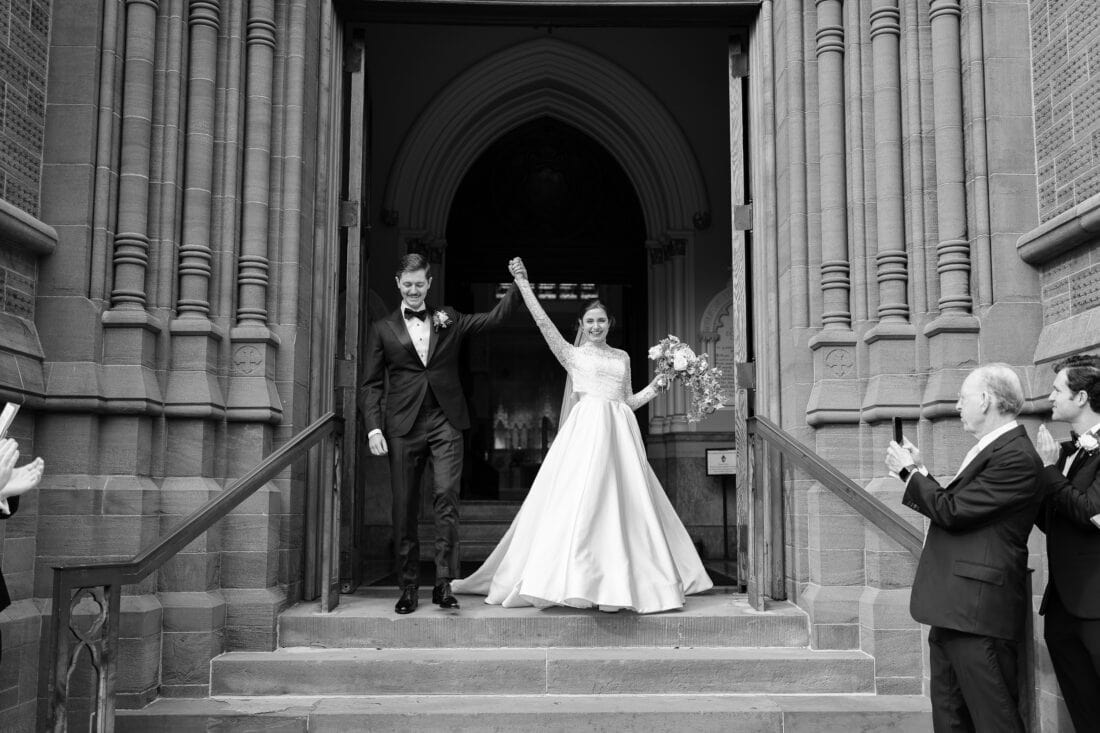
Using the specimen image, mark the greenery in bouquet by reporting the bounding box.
[648,335,728,422]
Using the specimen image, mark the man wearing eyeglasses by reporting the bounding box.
[885,363,1043,732]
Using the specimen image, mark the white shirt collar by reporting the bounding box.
[972,420,1018,455]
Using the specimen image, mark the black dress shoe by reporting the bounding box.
[395,585,418,614]
[432,581,459,609]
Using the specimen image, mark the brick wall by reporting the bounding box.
[0,0,49,324]
[1030,0,1100,222]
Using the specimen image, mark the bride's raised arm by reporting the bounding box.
[509,258,574,369]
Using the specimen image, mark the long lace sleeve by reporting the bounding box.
[516,278,574,369]
[623,353,660,410]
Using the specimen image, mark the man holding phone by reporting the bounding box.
[885,363,1043,732]
[1033,354,1100,732]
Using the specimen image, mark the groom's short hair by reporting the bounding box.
[396,253,430,278]
[1053,354,1100,412]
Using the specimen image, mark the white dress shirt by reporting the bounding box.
[403,305,430,365]
[949,420,1019,483]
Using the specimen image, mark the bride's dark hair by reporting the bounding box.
[577,298,615,329]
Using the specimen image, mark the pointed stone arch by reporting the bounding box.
[382,37,710,243]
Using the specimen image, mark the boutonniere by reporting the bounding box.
[431,310,451,331]
[1076,431,1100,455]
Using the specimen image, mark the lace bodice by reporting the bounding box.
[516,279,658,410]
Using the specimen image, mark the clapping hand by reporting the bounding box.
[3,457,44,497]
[508,257,528,282]
[1035,423,1060,468]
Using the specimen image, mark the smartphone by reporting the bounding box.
[892,417,904,445]
[0,402,17,440]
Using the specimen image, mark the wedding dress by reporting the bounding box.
[451,279,713,613]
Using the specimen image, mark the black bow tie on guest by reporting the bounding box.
[1071,430,1080,444]
[404,308,427,321]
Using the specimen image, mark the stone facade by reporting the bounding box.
[0,0,1090,730]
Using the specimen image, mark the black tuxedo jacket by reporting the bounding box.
[1037,441,1100,619]
[359,285,519,438]
[903,425,1043,640]
[0,496,19,612]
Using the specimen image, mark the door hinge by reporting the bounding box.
[335,358,356,388]
[733,204,753,231]
[339,200,359,228]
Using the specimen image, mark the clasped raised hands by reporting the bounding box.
[508,257,528,282]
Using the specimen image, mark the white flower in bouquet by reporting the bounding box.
[647,335,729,421]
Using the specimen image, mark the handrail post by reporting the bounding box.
[767,443,786,601]
[48,572,70,732]
[747,421,766,610]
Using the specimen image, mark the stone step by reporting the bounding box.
[279,589,810,649]
[211,646,875,697]
[418,520,512,541]
[117,694,932,732]
[457,500,523,520]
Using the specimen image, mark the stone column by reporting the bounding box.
[159,0,227,697]
[806,0,859,427]
[802,0,865,649]
[91,0,162,708]
[223,0,284,652]
[922,0,979,421]
[863,0,920,421]
[814,0,851,336]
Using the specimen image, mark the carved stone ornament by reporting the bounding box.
[824,348,854,377]
[232,345,263,375]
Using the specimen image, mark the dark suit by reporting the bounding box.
[1,496,18,662]
[903,424,1043,732]
[359,287,518,587]
[1036,441,1100,732]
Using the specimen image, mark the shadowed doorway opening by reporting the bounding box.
[445,116,647,501]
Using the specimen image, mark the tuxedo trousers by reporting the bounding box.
[388,403,462,587]
[927,626,1025,733]
[1043,587,1100,733]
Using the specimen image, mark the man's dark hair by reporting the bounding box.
[1053,354,1100,412]
[396,253,430,278]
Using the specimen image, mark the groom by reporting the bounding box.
[360,253,522,614]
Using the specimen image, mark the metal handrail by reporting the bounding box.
[748,415,923,558]
[47,411,343,732]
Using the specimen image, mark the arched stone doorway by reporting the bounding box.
[383,36,712,432]
[444,116,647,500]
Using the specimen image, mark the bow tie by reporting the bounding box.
[1070,431,1096,450]
[403,308,427,321]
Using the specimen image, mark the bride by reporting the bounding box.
[451,257,713,613]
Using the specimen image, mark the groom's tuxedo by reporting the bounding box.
[359,287,519,588]
[1036,438,1100,732]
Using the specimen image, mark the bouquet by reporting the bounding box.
[648,335,728,422]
